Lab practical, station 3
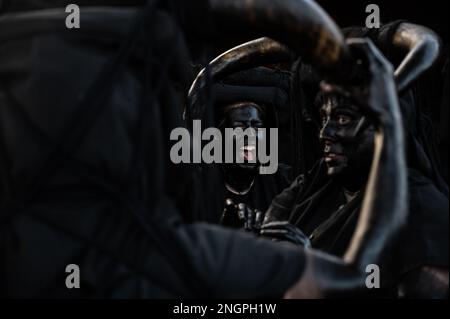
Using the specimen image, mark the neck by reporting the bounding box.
[335,169,369,193]
[223,166,257,195]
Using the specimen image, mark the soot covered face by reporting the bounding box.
[318,94,375,185]
[222,103,265,171]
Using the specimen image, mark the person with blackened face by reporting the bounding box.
[187,65,294,229]
[260,88,376,251]
[318,93,375,195]
[219,102,265,196]
[260,26,448,297]
[217,99,292,231]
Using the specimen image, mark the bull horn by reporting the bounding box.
[186,37,293,120]
[209,0,351,74]
[188,0,354,120]
[393,23,442,93]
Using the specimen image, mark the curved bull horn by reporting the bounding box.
[186,37,293,120]
[209,0,351,74]
[188,0,354,120]
[393,23,442,93]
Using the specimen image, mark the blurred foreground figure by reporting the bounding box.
[0,0,407,298]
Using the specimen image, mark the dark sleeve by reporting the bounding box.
[263,174,304,223]
[396,173,449,278]
[2,197,305,298]
[170,221,306,298]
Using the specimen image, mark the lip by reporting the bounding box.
[324,152,344,163]
[239,145,257,162]
[240,145,256,152]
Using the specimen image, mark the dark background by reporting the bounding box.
[208,0,449,64]
[317,0,449,41]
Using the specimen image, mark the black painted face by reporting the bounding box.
[319,94,375,182]
[224,104,265,170]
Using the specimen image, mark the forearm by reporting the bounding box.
[171,222,306,298]
[344,69,407,274]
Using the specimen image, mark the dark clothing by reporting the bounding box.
[398,169,449,274]
[224,166,292,214]
[189,164,292,224]
[266,160,363,256]
[266,160,449,294]
[0,3,306,298]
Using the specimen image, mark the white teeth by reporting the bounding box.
[240,145,256,151]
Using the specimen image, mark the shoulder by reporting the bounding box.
[400,170,449,271]
[398,266,449,299]
[408,169,448,217]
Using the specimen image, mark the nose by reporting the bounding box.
[247,126,256,137]
[322,139,333,153]
[319,120,336,143]
[241,122,257,135]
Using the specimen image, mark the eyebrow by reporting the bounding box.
[321,103,358,113]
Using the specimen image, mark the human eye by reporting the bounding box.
[253,120,263,128]
[337,114,352,126]
[231,121,245,128]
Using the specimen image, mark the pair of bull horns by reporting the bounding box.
[187,0,350,121]
[187,0,441,120]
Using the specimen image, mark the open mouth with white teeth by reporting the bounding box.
[239,145,257,162]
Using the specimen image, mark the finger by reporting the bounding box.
[244,207,253,230]
[254,210,263,229]
[283,225,312,245]
[262,226,296,242]
[262,230,303,245]
[260,228,289,237]
[261,221,291,230]
[262,223,312,246]
[250,208,258,230]
[225,198,235,207]
[237,203,246,220]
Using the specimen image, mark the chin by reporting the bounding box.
[326,164,345,176]
[237,163,258,172]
